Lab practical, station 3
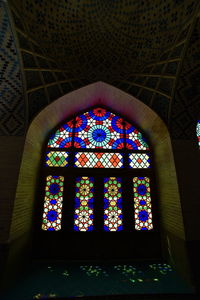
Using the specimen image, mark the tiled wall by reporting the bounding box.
[0,1,25,135]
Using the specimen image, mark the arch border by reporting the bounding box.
[10,81,190,282]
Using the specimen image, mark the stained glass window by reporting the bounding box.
[75,152,123,168]
[74,177,94,231]
[48,120,73,148]
[125,121,149,150]
[46,151,69,167]
[104,177,123,231]
[197,120,200,147]
[74,108,124,149]
[133,177,153,230]
[47,107,149,150]
[129,153,150,168]
[42,175,64,231]
[43,106,154,233]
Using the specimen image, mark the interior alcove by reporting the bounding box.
[6,82,191,287]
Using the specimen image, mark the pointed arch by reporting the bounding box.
[11,82,187,277]
[47,106,149,150]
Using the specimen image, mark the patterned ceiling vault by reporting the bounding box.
[0,1,25,135]
[9,0,198,77]
[1,0,200,138]
[171,17,200,139]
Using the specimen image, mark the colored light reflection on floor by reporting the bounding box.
[3,262,193,300]
[149,263,173,274]
[33,293,57,299]
[80,265,109,277]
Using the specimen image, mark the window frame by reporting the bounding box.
[35,105,159,234]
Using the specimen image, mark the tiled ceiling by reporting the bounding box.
[9,0,198,80]
[1,0,200,137]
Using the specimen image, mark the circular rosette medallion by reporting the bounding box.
[47,210,58,222]
[79,184,91,200]
[137,184,147,195]
[49,183,60,195]
[89,108,110,121]
[107,184,119,198]
[88,125,111,147]
[111,116,124,133]
[75,115,87,132]
[138,210,149,222]
[76,178,93,201]
[62,120,73,132]
[105,179,121,200]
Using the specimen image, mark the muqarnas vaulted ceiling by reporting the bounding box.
[8,0,198,79]
[3,0,200,138]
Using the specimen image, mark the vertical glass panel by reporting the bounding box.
[197,120,200,147]
[74,177,94,231]
[104,177,123,231]
[42,175,64,231]
[74,108,124,149]
[129,153,150,168]
[45,151,69,167]
[125,121,149,150]
[48,120,73,148]
[75,152,123,168]
[133,177,153,230]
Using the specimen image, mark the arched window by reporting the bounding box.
[41,106,154,233]
[197,120,200,148]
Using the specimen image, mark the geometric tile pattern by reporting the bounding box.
[42,175,64,231]
[74,177,94,232]
[133,177,153,231]
[74,109,123,149]
[45,151,69,167]
[47,119,73,148]
[74,152,123,168]
[7,0,200,139]
[0,2,25,135]
[170,17,200,139]
[104,177,123,232]
[129,154,150,169]
[9,0,198,81]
